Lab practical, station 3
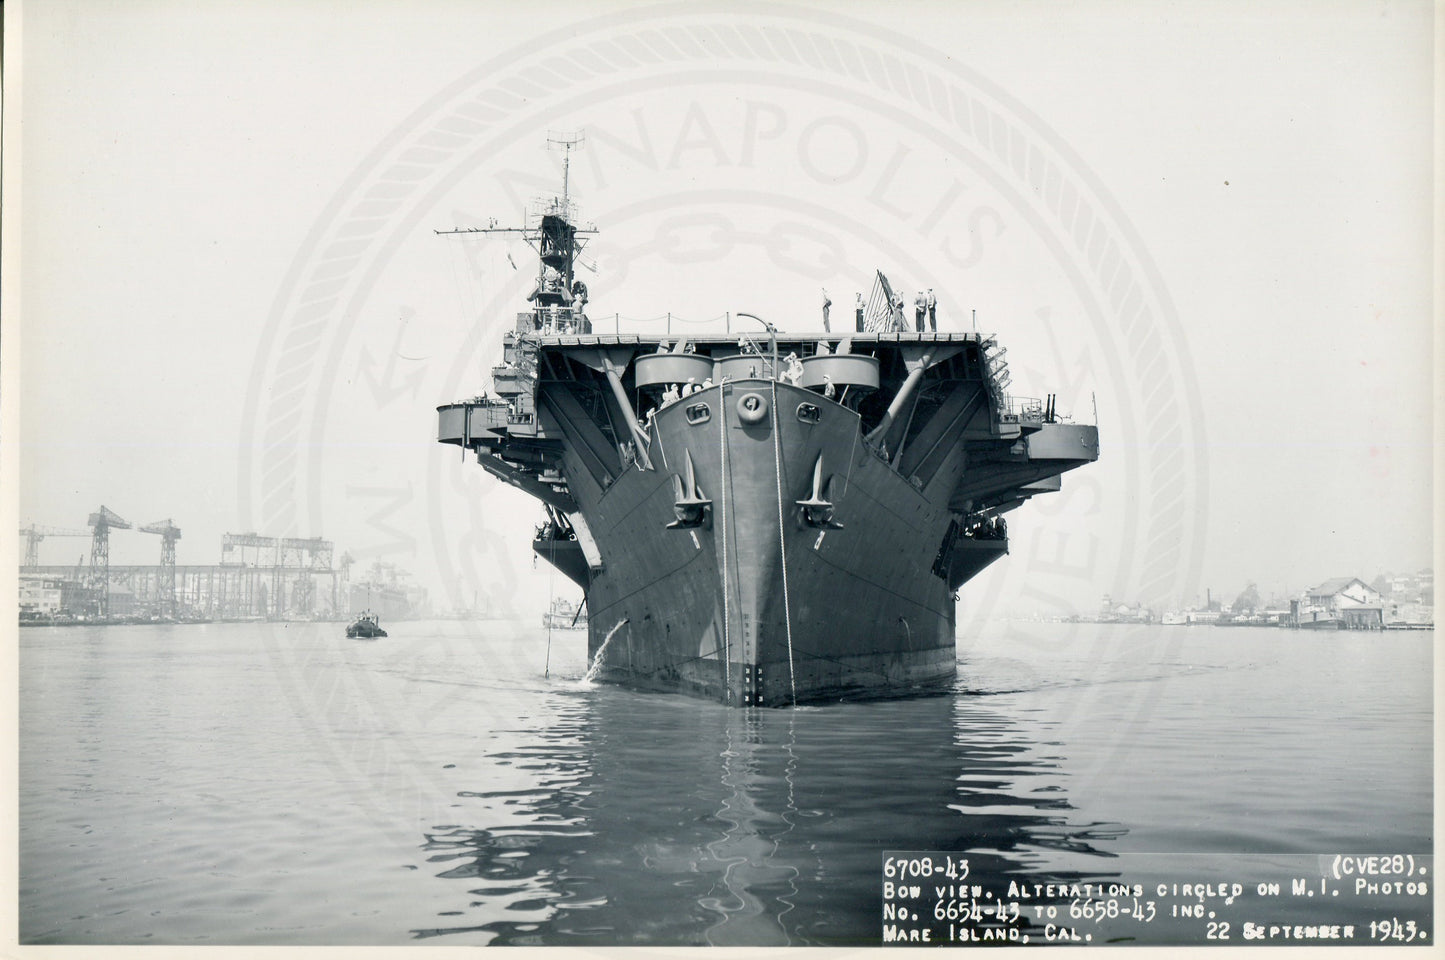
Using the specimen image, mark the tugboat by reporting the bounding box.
[346,611,388,639]
[435,138,1099,706]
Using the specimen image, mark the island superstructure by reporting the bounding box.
[437,150,1099,706]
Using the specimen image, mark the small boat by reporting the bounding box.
[346,612,388,639]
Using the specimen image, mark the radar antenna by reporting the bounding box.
[547,130,585,216]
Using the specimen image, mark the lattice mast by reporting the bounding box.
[434,132,595,331]
[542,131,584,298]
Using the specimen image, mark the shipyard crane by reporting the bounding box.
[139,519,182,618]
[87,506,131,618]
[18,523,92,569]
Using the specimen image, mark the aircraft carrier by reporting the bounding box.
[437,148,1098,706]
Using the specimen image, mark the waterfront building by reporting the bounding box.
[1291,577,1383,629]
[18,575,93,621]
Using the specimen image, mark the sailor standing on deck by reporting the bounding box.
[784,353,804,386]
[855,293,865,332]
[914,290,927,331]
[821,288,832,332]
[926,288,937,331]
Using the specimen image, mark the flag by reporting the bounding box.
[864,270,896,331]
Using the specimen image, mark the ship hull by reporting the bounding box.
[440,329,1099,708]
[570,379,962,706]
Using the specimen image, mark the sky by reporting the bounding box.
[4,0,1437,618]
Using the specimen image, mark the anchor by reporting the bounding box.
[796,454,844,529]
[667,450,713,529]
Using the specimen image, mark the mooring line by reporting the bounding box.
[719,386,731,702]
[771,377,797,706]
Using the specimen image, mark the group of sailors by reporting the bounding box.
[528,267,591,333]
[533,518,576,543]
[537,308,592,334]
[641,351,826,432]
[658,378,709,406]
[965,515,1007,541]
[844,288,939,332]
[651,353,809,408]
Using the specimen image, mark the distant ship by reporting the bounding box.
[543,597,587,630]
[348,560,417,621]
[437,142,1099,706]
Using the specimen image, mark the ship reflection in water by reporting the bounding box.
[413,686,1126,946]
[19,622,1431,945]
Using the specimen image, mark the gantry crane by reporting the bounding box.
[87,506,131,618]
[18,523,92,569]
[139,519,182,617]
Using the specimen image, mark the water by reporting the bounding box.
[580,616,628,684]
[19,620,1432,946]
